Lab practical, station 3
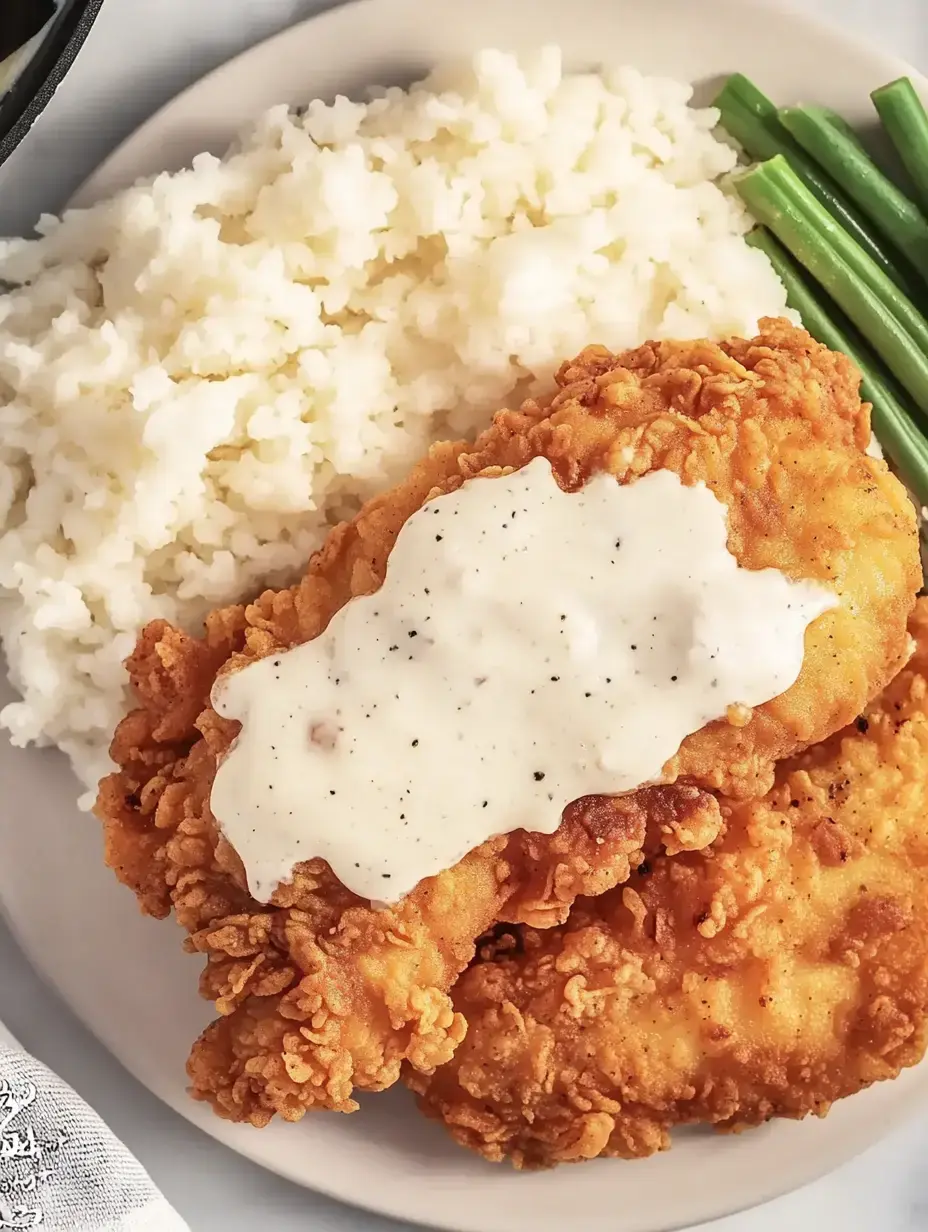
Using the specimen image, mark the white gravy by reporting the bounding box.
[866,432,884,460]
[210,458,835,904]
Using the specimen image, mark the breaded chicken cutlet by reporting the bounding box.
[410,599,928,1168]
[96,319,920,1126]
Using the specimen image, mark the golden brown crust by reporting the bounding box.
[95,319,920,1124]
[183,786,720,1124]
[409,600,928,1168]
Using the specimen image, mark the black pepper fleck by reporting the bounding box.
[533,771,545,781]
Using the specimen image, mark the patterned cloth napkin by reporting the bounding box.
[0,1022,189,1231]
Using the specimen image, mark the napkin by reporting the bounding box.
[0,1021,189,1231]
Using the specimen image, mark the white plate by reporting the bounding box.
[3,1,928,1230]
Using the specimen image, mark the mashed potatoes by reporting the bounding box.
[0,48,790,801]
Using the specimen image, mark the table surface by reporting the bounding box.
[2,1,928,1229]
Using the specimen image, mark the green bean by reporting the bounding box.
[779,104,928,276]
[714,75,918,296]
[747,227,928,505]
[735,156,928,417]
[872,77,928,220]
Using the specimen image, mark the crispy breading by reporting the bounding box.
[409,600,928,1168]
[183,785,719,1122]
[95,319,920,1125]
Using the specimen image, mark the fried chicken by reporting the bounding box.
[410,599,928,1168]
[95,319,920,1126]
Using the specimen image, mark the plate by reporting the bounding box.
[3,2,928,1230]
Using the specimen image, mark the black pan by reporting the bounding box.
[0,0,104,169]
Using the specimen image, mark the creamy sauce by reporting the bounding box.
[211,458,835,904]
[866,432,884,460]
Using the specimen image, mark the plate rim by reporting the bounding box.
[71,0,927,209]
[5,1,928,1229]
